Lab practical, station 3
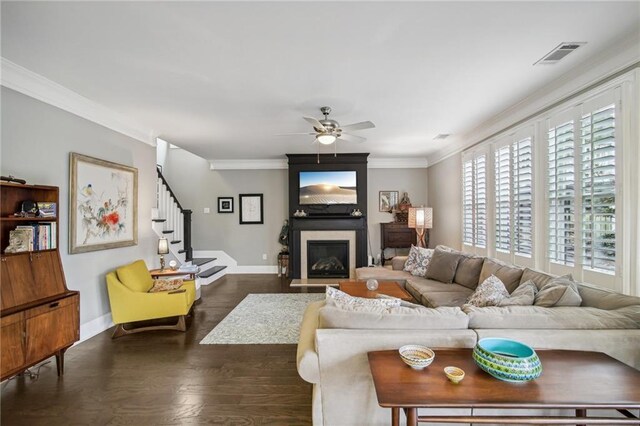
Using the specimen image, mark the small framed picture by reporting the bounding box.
[218,197,234,213]
[239,194,264,224]
[379,190,399,212]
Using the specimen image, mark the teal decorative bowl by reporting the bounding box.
[472,338,542,382]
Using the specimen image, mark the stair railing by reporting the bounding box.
[156,166,193,261]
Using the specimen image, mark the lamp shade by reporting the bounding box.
[157,238,170,255]
[316,134,337,145]
[408,207,433,229]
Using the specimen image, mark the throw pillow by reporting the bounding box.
[402,245,421,273]
[148,278,184,293]
[410,247,434,277]
[326,286,401,311]
[424,248,462,283]
[498,279,537,306]
[465,275,509,307]
[534,275,582,307]
[478,258,524,293]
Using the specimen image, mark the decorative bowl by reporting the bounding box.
[472,338,542,382]
[399,345,435,370]
[444,366,465,384]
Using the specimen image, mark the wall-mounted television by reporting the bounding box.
[299,171,357,205]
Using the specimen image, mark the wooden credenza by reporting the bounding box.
[380,222,417,265]
[0,182,79,381]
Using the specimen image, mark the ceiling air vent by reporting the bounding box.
[434,134,450,140]
[534,42,586,65]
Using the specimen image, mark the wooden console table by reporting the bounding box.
[149,268,196,281]
[368,348,640,425]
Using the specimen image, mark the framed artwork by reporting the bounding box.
[218,197,234,213]
[239,193,264,224]
[379,190,399,212]
[69,153,138,254]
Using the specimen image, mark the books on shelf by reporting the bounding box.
[7,222,57,252]
[37,202,57,218]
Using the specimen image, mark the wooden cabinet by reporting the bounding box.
[0,182,79,381]
[380,222,418,265]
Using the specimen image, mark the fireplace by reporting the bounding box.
[307,240,350,278]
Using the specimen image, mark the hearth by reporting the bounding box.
[307,240,350,278]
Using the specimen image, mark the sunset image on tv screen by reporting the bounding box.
[299,171,357,205]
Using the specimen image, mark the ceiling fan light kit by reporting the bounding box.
[316,134,337,145]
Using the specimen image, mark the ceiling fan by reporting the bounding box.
[281,106,375,145]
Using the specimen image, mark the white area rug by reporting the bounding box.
[200,293,324,344]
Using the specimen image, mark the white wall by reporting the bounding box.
[162,148,288,266]
[1,87,157,336]
[426,153,462,250]
[367,168,428,260]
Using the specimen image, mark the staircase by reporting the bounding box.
[153,167,227,298]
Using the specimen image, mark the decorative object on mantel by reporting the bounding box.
[158,237,170,271]
[351,208,363,217]
[379,190,399,213]
[408,206,432,248]
[239,193,264,224]
[293,209,308,217]
[69,152,138,254]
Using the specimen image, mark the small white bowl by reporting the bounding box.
[444,366,465,384]
[399,345,435,370]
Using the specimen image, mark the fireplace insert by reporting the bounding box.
[307,240,350,278]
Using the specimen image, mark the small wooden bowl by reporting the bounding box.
[444,366,465,384]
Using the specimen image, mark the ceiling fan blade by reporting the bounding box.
[303,116,327,132]
[275,132,317,136]
[338,133,366,143]
[339,121,375,132]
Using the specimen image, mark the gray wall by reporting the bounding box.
[426,153,462,249]
[367,168,428,261]
[163,148,287,265]
[1,87,157,327]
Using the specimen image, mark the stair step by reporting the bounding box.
[178,249,186,254]
[152,219,166,223]
[170,240,181,244]
[192,257,217,267]
[162,230,174,234]
[198,265,227,278]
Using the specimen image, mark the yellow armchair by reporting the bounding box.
[106,259,196,338]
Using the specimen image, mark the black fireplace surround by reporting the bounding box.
[287,153,369,279]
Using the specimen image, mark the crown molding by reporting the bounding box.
[209,157,428,170]
[1,58,156,146]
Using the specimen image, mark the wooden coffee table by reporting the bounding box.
[339,280,414,302]
[368,348,640,425]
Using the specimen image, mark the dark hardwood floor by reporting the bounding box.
[2,274,321,425]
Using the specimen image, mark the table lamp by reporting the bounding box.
[157,238,170,271]
[408,206,433,248]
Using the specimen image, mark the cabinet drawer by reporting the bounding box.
[25,295,79,365]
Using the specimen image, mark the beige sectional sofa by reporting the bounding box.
[296,246,640,426]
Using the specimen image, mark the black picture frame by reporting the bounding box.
[239,193,264,224]
[218,197,234,213]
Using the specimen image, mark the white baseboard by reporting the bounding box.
[193,250,278,274]
[79,313,114,342]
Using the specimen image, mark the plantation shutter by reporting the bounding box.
[474,154,487,248]
[495,145,511,252]
[513,137,533,256]
[580,104,616,272]
[462,159,474,245]
[548,120,576,266]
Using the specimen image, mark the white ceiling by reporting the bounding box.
[2,2,639,162]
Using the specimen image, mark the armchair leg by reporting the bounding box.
[112,315,189,339]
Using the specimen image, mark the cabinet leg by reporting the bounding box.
[55,347,68,376]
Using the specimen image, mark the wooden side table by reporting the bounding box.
[277,253,289,278]
[149,268,196,281]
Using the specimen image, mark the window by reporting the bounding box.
[494,145,511,252]
[462,153,487,249]
[548,120,575,266]
[513,137,533,256]
[580,104,616,273]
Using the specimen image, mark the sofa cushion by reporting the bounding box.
[391,256,408,271]
[498,279,537,306]
[116,259,153,293]
[465,305,640,329]
[318,304,469,329]
[520,268,557,290]
[534,275,582,307]
[465,275,509,307]
[578,282,640,310]
[425,248,462,283]
[421,289,474,308]
[409,247,434,277]
[479,258,523,293]
[435,245,485,289]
